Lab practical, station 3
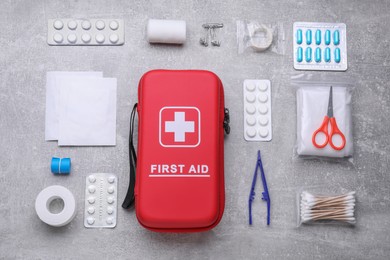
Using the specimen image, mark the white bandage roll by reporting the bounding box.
[146,19,186,44]
[35,185,76,227]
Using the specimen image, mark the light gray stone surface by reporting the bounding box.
[1,0,389,259]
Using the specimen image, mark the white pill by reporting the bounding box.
[95,34,105,43]
[106,217,114,225]
[87,206,95,214]
[107,186,115,194]
[67,20,77,30]
[258,82,268,91]
[246,128,256,138]
[259,105,268,114]
[87,217,95,225]
[259,116,269,126]
[95,20,105,30]
[107,206,114,214]
[88,175,96,183]
[81,34,91,43]
[246,116,256,126]
[67,34,77,43]
[88,185,96,193]
[53,20,63,30]
[258,93,268,103]
[259,128,269,138]
[107,196,114,204]
[109,20,119,30]
[246,105,256,114]
[88,196,95,204]
[246,94,256,103]
[107,176,115,183]
[81,20,91,30]
[109,34,119,43]
[245,82,256,92]
[53,33,63,43]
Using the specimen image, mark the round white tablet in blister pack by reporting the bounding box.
[47,18,125,46]
[243,80,272,141]
[84,173,118,228]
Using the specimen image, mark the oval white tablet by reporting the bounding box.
[81,20,91,30]
[246,105,256,114]
[67,34,77,43]
[53,20,63,30]
[53,33,63,43]
[245,82,256,92]
[81,34,91,43]
[246,94,256,103]
[95,34,105,43]
[109,34,119,43]
[246,116,256,126]
[95,20,105,30]
[258,82,268,91]
[258,93,268,103]
[259,116,269,126]
[259,128,269,138]
[67,20,77,30]
[259,104,268,114]
[109,20,119,30]
[246,128,256,138]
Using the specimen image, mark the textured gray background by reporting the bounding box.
[1,0,389,259]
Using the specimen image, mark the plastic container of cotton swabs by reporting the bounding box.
[298,191,356,226]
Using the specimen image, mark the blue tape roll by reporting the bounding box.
[51,157,71,175]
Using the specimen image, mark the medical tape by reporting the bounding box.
[249,24,273,52]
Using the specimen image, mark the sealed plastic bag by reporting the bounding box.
[292,74,354,160]
[237,21,285,54]
[297,188,356,227]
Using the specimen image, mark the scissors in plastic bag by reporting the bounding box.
[312,86,346,151]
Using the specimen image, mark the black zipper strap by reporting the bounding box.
[223,108,230,135]
[122,103,138,209]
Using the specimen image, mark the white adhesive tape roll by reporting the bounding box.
[146,19,186,44]
[249,24,273,52]
[35,185,76,227]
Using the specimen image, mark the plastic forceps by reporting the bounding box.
[312,86,346,151]
[248,150,270,225]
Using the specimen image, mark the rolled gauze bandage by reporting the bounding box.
[35,185,76,227]
[147,19,186,44]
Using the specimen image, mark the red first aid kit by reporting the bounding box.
[122,70,230,232]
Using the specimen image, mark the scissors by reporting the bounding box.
[312,86,346,151]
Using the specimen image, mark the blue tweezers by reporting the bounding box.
[248,150,271,225]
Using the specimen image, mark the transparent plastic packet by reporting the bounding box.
[291,73,355,164]
[296,187,357,227]
[236,20,285,54]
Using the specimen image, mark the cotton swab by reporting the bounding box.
[300,191,356,224]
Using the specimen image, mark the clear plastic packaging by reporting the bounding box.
[237,21,285,54]
[291,73,354,162]
[297,188,356,227]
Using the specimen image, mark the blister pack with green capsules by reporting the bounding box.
[293,22,347,71]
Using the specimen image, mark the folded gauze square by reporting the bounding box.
[58,77,117,146]
[296,86,353,158]
[45,71,103,141]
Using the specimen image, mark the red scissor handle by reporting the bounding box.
[328,117,346,151]
[312,116,330,149]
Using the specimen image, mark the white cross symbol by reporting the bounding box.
[165,112,195,142]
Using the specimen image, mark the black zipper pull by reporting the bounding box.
[223,108,230,135]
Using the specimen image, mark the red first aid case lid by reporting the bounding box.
[134,70,225,232]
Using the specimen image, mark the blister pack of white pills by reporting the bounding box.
[293,22,347,71]
[48,19,124,46]
[84,173,118,228]
[243,80,272,141]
